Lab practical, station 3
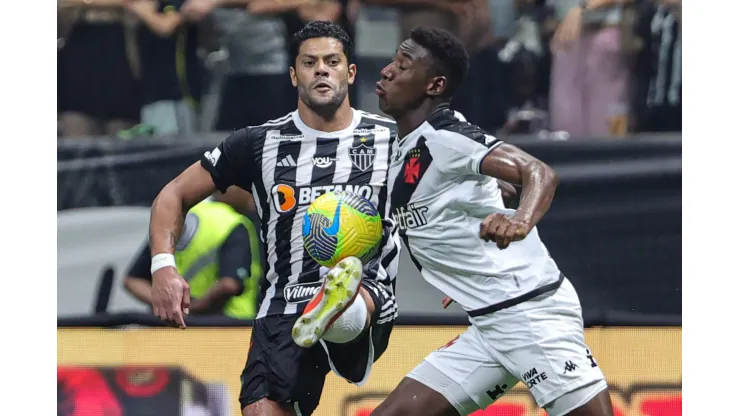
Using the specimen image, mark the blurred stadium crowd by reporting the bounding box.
[57,4,682,414]
[57,0,681,140]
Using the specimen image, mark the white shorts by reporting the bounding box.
[407,278,607,416]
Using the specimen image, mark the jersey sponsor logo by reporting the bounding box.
[391,204,429,231]
[267,130,304,141]
[586,349,598,367]
[350,143,376,172]
[204,148,221,166]
[271,183,373,214]
[312,156,338,168]
[486,384,509,401]
[284,281,322,303]
[521,367,548,388]
[563,361,578,374]
[277,155,298,168]
[354,128,383,135]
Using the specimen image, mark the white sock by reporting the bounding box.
[322,295,368,343]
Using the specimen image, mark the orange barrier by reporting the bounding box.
[57,327,681,416]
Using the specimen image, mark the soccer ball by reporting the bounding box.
[302,191,383,268]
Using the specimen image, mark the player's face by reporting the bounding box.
[376,39,446,117]
[290,37,356,111]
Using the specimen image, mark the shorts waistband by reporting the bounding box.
[466,273,565,318]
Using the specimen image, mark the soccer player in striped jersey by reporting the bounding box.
[370,27,615,416]
[148,21,401,416]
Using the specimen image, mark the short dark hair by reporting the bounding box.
[291,21,354,65]
[410,26,470,99]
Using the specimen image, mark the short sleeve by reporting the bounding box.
[200,128,255,193]
[125,241,153,281]
[426,123,503,176]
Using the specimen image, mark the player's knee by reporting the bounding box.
[563,388,614,416]
[242,398,295,416]
[371,378,459,416]
[371,398,448,416]
[370,398,414,416]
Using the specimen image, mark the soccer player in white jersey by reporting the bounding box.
[148,21,402,416]
[371,26,615,416]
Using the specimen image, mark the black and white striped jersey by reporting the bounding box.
[201,109,401,319]
[387,104,563,316]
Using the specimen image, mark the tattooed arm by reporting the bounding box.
[148,164,216,328]
[149,128,255,328]
[149,163,216,256]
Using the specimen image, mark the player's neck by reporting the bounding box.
[297,99,354,133]
[395,99,446,139]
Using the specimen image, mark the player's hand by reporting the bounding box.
[151,267,191,329]
[181,0,216,21]
[442,296,455,309]
[480,213,530,249]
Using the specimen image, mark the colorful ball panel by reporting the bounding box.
[302,191,383,268]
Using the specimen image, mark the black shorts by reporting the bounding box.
[239,279,397,415]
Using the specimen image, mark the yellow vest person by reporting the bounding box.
[123,199,262,319]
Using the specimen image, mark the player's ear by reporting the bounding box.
[348,63,357,86]
[289,66,298,87]
[426,76,447,97]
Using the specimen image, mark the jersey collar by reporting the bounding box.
[291,108,362,138]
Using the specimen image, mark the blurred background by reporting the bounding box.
[57,0,681,415]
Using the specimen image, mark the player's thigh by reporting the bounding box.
[475,278,607,412]
[240,315,330,416]
[370,377,459,416]
[548,380,613,416]
[406,326,520,415]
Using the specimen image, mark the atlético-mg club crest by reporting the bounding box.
[349,144,376,172]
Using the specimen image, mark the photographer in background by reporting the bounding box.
[123,188,262,319]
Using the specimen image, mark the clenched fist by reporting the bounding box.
[151,267,191,329]
[479,213,530,249]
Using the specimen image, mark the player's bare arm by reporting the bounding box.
[479,143,559,249]
[149,162,217,328]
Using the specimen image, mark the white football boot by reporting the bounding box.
[291,256,363,348]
